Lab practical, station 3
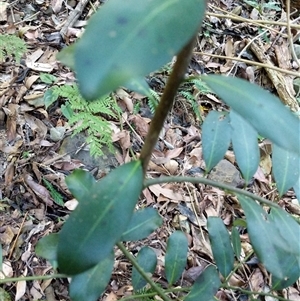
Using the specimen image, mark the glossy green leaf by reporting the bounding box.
[44,89,58,109]
[184,265,221,301]
[62,0,207,100]
[272,144,300,196]
[238,194,300,285]
[202,111,231,172]
[35,234,59,269]
[57,161,143,275]
[64,169,95,202]
[126,77,152,96]
[202,75,300,155]
[132,247,157,291]
[70,252,114,301]
[121,208,163,241]
[165,231,188,285]
[231,227,241,259]
[268,207,300,289]
[293,176,300,203]
[56,44,75,69]
[40,73,58,84]
[230,110,259,183]
[207,217,234,278]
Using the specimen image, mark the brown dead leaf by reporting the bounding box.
[0,139,23,154]
[164,159,178,175]
[26,61,54,72]
[117,88,133,112]
[3,103,18,142]
[0,225,15,245]
[103,292,118,301]
[51,0,63,14]
[25,75,40,89]
[165,147,183,159]
[24,113,47,138]
[253,166,269,183]
[0,2,8,23]
[24,174,53,206]
[65,199,78,211]
[113,130,131,150]
[286,287,300,300]
[128,115,149,137]
[0,261,13,279]
[249,268,264,293]
[142,188,155,205]
[15,268,27,301]
[148,184,182,201]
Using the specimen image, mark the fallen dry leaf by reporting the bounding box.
[24,174,53,206]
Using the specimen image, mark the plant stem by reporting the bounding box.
[140,35,197,173]
[117,242,173,301]
[144,176,280,208]
[0,273,66,284]
[120,287,189,301]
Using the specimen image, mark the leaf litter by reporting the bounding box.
[0,0,299,300]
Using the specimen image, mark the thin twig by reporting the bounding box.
[206,11,300,29]
[286,0,300,68]
[144,176,280,208]
[117,242,173,301]
[194,51,300,77]
[8,212,28,260]
[0,274,66,284]
[140,34,198,173]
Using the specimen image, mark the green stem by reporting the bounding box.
[144,177,279,208]
[120,287,189,301]
[0,273,66,284]
[139,34,197,174]
[117,242,173,301]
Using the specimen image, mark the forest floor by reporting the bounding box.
[0,0,299,300]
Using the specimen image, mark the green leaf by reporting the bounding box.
[40,73,58,84]
[65,0,207,100]
[44,89,59,109]
[35,234,59,269]
[132,247,157,291]
[272,144,300,196]
[56,44,76,69]
[184,265,221,301]
[121,208,163,241]
[69,252,114,301]
[207,217,234,278]
[293,176,300,203]
[125,77,152,96]
[231,227,241,259]
[230,110,259,183]
[202,75,300,155]
[238,195,300,286]
[202,111,231,172]
[61,102,73,120]
[57,161,143,275]
[268,208,300,289]
[165,231,188,285]
[64,169,95,202]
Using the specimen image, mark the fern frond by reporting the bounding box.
[51,84,121,157]
[42,178,64,206]
[147,89,160,114]
[0,34,27,63]
[189,78,211,94]
[179,91,202,122]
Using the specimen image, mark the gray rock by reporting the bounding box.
[208,159,245,187]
